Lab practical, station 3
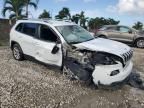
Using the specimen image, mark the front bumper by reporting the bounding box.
[92,61,133,85]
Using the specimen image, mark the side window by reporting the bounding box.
[119,27,130,33]
[39,25,57,42]
[22,23,37,37]
[15,23,23,32]
[107,27,117,31]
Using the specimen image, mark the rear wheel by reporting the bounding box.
[12,44,24,61]
[135,38,144,48]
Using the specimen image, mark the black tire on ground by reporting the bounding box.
[12,44,24,61]
[99,35,107,39]
[135,38,144,48]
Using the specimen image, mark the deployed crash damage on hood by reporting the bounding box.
[62,43,133,86]
[56,24,134,86]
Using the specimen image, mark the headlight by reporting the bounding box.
[92,52,118,65]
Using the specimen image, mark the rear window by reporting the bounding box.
[15,23,23,32]
[100,26,117,31]
[99,27,107,30]
[106,27,117,31]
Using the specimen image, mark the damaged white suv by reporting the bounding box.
[10,19,133,86]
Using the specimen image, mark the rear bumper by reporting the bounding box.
[92,61,133,85]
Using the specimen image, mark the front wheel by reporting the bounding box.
[135,38,144,48]
[12,44,24,61]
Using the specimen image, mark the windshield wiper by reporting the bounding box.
[69,41,80,44]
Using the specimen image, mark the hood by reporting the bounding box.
[73,38,131,57]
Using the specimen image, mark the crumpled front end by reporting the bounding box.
[63,45,133,86]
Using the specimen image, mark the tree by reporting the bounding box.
[55,7,71,19]
[71,14,80,24]
[39,10,51,19]
[88,17,120,30]
[24,0,39,18]
[2,0,25,20]
[79,11,88,28]
[132,21,143,30]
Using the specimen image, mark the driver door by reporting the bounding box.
[33,24,62,66]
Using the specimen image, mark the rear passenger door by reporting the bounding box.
[15,23,38,56]
[106,26,120,39]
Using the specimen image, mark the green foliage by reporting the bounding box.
[2,0,25,20]
[71,14,80,24]
[55,7,71,19]
[79,11,89,29]
[24,0,39,17]
[39,10,51,19]
[88,17,120,29]
[2,0,39,19]
[132,21,143,30]
[71,11,88,29]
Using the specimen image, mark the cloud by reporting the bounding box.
[106,0,144,15]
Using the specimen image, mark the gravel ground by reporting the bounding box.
[0,47,144,108]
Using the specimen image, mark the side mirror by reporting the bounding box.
[51,45,59,54]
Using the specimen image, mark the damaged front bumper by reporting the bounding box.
[92,61,133,85]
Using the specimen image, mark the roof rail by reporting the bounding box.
[55,18,72,22]
[19,18,74,24]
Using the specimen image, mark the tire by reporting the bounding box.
[12,44,24,61]
[99,35,107,39]
[135,38,144,48]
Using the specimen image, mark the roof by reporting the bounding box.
[17,19,76,26]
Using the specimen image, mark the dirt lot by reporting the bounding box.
[0,47,144,108]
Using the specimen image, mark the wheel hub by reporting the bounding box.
[13,47,20,59]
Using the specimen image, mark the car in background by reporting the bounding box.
[96,25,144,48]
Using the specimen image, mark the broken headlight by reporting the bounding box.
[91,52,119,65]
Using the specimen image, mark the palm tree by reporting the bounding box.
[132,21,143,30]
[24,0,39,18]
[79,11,88,28]
[71,14,80,24]
[55,7,71,19]
[39,9,51,19]
[2,0,25,20]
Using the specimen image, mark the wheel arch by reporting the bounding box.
[10,41,20,49]
[98,34,108,38]
[134,37,144,44]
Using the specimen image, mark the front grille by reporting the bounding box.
[121,50,133,64]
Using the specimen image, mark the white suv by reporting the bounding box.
[10,19,133,86]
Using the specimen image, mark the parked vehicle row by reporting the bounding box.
[10,19,133,86]
[96,25,144,48]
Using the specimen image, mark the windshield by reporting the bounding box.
[56,25,94,44]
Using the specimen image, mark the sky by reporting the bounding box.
[0,0,144,26]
